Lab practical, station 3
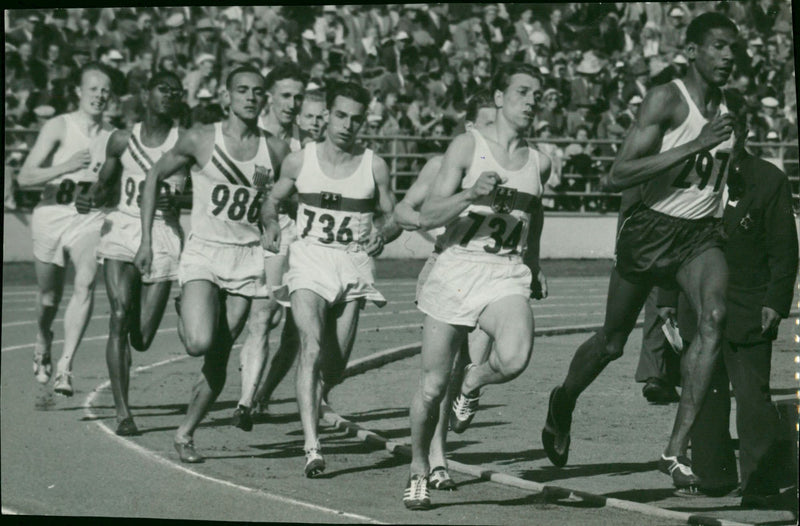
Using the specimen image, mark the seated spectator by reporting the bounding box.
[98,47,129,96]
[537,87,568,137]
[7,41,48,93]
[569,51,604,111]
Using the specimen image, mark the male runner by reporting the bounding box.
[393,90,497,490]
[296,90,327,145]
[134,66,290,462]
[541,13,738,492]
[233,63,306,429]
[18,63,115,396]
[92,72,185,435]
[405,63,550,509]
[262,81,397,478]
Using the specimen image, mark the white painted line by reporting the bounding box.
[2,311,179,329]
[82,357,385,524]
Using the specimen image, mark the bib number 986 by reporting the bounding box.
[209,184,263,224]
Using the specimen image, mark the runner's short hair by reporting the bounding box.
[78,62,112,86]
[465,90,495,124]
[225,65,264,90]
[147,71,182,90]
[303,90,326,104]
[326,81,370,110]
[685,12,738,45]
[491,62,542,94]
[265,62,306,91]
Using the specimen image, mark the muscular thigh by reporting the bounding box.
[181,280,220,343]
[103,259,139,309]
[68,233,101,289]
[290,289,327,341]
[224,293,253,340]
[264,254,288,289]
[477,295,533,349]
[34,259,66,299]
[421,315,466,376]
[676,247,727,314]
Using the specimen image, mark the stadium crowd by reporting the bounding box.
[4,2,798,210]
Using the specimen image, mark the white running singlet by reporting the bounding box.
[117,123,184,220]
[294,142,376,249]
[190,122,275,245]
[641,79,734,219]
[436,129,544,258]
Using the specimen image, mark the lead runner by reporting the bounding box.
[541,12,739,493]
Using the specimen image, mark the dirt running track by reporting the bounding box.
[2,270,798,525]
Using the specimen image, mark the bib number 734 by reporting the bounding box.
[459,212,524,254]
[671,149,730,191]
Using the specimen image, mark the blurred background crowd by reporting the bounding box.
[4,2,798,211]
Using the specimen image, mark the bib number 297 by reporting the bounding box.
[672,149,730,191]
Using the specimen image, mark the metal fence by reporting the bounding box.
[5,129,800,214]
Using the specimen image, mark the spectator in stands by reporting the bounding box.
[154,12,189,69]
[640,21,661,58]
[542,7,567,51]
[314,5,345,63]
[535,120,564,210]
[622,60,649,103]
[126,50,154,96]
[480,4,507,55]
[296,30,321,70]
[569,52,604,111]
[190,88,224,127]
[537,87,567,137]
[41,10,74,58]
[183,54,217,108]
[8,41,48,93]
[660,6,687,55]
[446,60,477,112]
[98,47,128,96]
[192,18,221,63]
[7,12,43,52]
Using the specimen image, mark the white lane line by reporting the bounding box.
[82,359,385,524]
[2,311,180,329]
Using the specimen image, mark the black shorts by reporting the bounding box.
[615,205,724,289]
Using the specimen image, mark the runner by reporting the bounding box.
[233,63,306,429]
[18,62,115,397]
[404,63,550,510]
[134,65,290,462]
[92,71,185,435]
[541,13,738,493]
[297,90,327,145]
[393,90,497,490]
[262,81,398,477]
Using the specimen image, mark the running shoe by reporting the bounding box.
[429,466,457,491]
[174,439,204,463]
[659,454,701,489]
[541,386,572,467]
[449,364,480,434]
[53,371,74,397]
[304,447,325,478]
[403,474,431,510]
[33,330,54,384]
[116,417,140,436]
[231,404,253,432]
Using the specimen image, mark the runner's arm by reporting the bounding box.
[140,128,201,247]
[524,157,552,275]
[92,130,129,203]
[419,133,480,228]
[393,155,442,230]
[608,85,717,192]
[261,149,301,229]
[372,155,401,243]
[17,116,83,186]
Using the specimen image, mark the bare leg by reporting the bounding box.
[238,297,273,408]
[128,279,173,352]
[33,259,65,378]
[428,338,470,470]
[254,309,300,407]
[409,315,465,477]
[174,282,251,443]
[665,248,727,457]
[56,237,100,375]
[460,296,534,394]
[103,259,140,423]
[318,299,362,392]
[290,289,328,452]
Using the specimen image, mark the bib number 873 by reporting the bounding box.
[672,149,730,191]
[210,184,262,223]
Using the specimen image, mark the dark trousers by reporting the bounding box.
[691,338,785,496]
[635,287,681,386]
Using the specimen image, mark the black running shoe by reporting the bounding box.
[116,417,140,436]
[542,386,572,467]
[659,454,701,489]
[231,404,253,432]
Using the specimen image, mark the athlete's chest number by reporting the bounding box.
[672,150,730,191]
[55,179,93,205]
[459,212,524,254]
[301,209,354,244]
[210,184,263,223]
[124,177,172,207]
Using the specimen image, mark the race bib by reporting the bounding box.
[206,183,264,225]
[40,178,93,206]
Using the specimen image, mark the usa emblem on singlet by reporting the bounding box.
[320,192,342,210]
[492,186,518,214]
[252,164,272,188]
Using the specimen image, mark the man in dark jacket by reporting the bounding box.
[661,105,798,506]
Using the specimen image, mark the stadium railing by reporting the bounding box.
[5,129,800,214]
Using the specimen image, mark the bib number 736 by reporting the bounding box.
[459,212,524,254]
[672,149,730,191]
[300,209,354,244]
